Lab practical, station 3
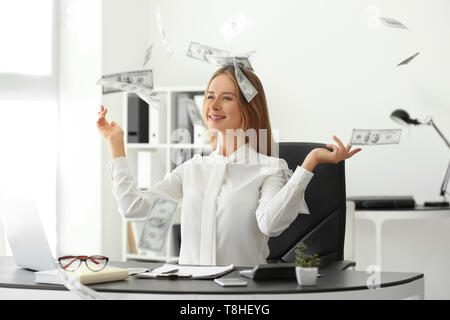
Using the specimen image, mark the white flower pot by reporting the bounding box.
[295,267,318,286]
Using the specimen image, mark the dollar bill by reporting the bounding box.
[138,198,178,253]
[186,41,230,63]
[350,129,402,145]
[156,7,173,58]
[397,52,420,66]
[136,91,161,110]
[234,58,257,102]
[380,17,409,30]
[207,55,254,71]
[97,70,160,109]
[186,41,255,72]
[219,10,253,43]
[232,50,257,60]
[143,43,153,66]
[56,266,106,300]
[98,70,153,94]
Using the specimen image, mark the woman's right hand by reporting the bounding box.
[96,105,124,142]
[97,105,126,159]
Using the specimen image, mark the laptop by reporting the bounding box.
[0,196,56,271]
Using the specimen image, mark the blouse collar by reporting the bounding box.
[210,142,259,164]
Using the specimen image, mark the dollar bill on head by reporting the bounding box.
[350,129,402,145]
[219,10,253,43]
[234,57,257,103]
[186,41,230,63]
[207,55,254,71]
[156,7,173,58]
[380,17,409,30]
[397,52,420,67]
[232,50,257,60]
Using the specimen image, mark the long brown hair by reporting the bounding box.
[202,67,275,156]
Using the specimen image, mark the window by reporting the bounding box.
[0,0,57,256]
[0,101,57,255]
[0,0,53,75]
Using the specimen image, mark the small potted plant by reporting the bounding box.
[295,242,321,286]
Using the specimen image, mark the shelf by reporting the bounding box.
[170,143,211,149]
[126,143,168,149]
[122,87,208,261]
[126,143,211,150]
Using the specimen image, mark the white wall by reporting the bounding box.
[145,0,450,204]
[58,0,102,255]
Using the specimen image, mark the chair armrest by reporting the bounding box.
[320,260,356,271]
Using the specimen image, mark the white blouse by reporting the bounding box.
[107,143,314,267]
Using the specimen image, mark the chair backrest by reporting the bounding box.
[267,142,347,267]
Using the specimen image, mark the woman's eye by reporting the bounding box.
[207,96,214,100]
[223,96,232,101]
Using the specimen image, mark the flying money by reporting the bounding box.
[350,129,402,145]
[219,10,253,43]
[186,41,230,63]
[137,198,178,253]
[380,17,409,30]
[234,58,257,103]
[397,52,420,67]
[186,41,256,71]
[143,43,153,66]
[156,7,173,58]
[98,70,153,94]
[56,266,106,300]
[97,70,160,109]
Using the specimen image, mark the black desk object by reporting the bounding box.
[347,196,416,209]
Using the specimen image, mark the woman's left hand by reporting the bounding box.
[301,136,362,172]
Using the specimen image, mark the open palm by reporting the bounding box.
[313,136,361,164]
[96,105,123,141]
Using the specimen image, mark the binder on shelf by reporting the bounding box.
[175,94,194,143]
[127,94,149,143]
[149,101,160,144]
[184,97,207,145]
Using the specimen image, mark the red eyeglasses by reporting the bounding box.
[58,255,109,272]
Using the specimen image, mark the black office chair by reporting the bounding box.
[267,142,356,270]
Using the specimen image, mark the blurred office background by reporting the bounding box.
[0,0,449,284]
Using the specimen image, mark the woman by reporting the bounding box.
[97,67,361,266]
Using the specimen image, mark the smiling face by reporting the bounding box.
[203,73,243,134]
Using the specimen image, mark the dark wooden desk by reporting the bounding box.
[0,256,424,299]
